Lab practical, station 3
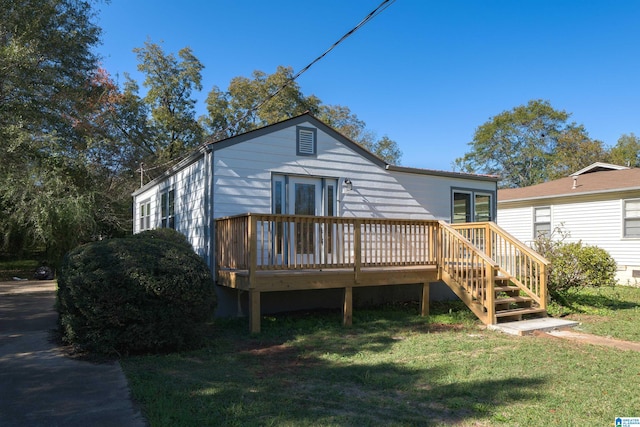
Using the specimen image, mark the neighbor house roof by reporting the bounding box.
[499,167,640,203]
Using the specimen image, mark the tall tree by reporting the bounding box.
[0,0,103,260]
[548,124,606,179]
[608,133,640,167]
[203,70,402,164]
[202,66,321,139]
[133,41,205,160]
[455,99,601,188]
[318,105,402,164]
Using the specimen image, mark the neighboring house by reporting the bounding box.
[132,113,507,319]
[497,162,640,285]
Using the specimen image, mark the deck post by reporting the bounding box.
[343,286,353,326]
[249,289,261,333]
[420,282,430,316]
[353,220,361,284]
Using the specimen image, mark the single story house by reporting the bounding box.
[133,113,547,330]
[497,162,640,285]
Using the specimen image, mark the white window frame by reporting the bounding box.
[533,206,551,239]
[160,188,175,229]
[623,198,640,239]
[139,199,151,231]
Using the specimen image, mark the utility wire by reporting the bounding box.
[231,0,396,133]
[139,0,396,185]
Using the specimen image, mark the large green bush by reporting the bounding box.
[57,229,216,355]
[535,235,617,299]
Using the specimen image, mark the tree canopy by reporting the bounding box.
[201,66,401,164]
[0,0,103,260]
[456,100,608,188]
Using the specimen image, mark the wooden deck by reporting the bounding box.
[216,214,549,332]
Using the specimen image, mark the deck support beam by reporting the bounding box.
[249,289,261,333]
[343,286,353,327]
[420,282,430,317]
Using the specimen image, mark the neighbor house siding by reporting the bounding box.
[499,194,640,285]
[496,206,535,243]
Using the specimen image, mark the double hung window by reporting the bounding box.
[160,189,175,229]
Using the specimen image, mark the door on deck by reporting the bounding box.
[289,177,322,264]
[272,176,337,266]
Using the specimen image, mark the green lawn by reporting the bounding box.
[122,294,640,427]
[550,285,640,341]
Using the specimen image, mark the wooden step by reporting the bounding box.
[494,285,520,293]
[495,307,546,319]
[494,296,533,305]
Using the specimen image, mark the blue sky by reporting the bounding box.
[95,0,640,170]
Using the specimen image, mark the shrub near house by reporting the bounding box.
[535,237,617,299]
[57,229,216,355]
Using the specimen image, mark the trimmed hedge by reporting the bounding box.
[57,229,216,355]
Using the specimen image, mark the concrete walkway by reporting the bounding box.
[0,280,147,427]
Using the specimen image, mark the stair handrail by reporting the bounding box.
[452,221,549,309]
[438,221,499,322]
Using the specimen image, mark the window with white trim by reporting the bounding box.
[623,199,640,238]
[296,126,316,156]
[139,199,151,231]
[534,207,551,238]
[160,189,175,229]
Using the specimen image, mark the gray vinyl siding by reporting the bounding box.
[391,171,497,221]
[133,156,208,259]
[213,121,448,219]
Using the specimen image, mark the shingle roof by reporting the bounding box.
[498,168,640,202]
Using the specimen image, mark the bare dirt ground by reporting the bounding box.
[536,329,640,352]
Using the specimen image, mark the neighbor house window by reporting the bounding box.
[452,189,494,223]
[534,207,551,238]
[623,199,640,238]
[139,199,151,231]
[296,126,317,156]
[160,189,175,229]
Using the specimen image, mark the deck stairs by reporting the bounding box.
[492,274,546,322]
[442,222,549,325]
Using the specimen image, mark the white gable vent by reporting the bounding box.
[297,127,316,156]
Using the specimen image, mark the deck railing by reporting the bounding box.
[452,222,549,308]
[215,214,548,323]
[439,221,497,322]
[216,214,440,273]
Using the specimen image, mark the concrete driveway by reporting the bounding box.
[0,280,147,426]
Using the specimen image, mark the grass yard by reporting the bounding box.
[122,296,640,427]
[550,285,640,342]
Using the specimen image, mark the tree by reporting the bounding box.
[318,105,402,164]
[203,73,402,164]
[456,99,603,188]
[548,124,606,179]
[133,41,205,160]
[608,133,640,167]
[202,66,321,139]
[0,0,103,260]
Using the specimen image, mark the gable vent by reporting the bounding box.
[297,127,316,156]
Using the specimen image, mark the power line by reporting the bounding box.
[139,0,396,186]
[212,0,396,140]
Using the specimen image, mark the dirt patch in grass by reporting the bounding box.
[534,330,640,352]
